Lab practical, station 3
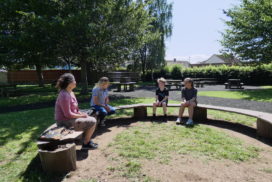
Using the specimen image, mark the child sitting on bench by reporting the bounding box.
[153,77,169,118]
[176,78,198,125]
[90,77,116,126]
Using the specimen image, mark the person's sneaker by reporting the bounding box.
[82,141,98,150]
[100,119,106,127]
[186,119,194,126]
[176,117,182,124]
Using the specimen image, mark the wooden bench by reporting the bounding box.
[166,80,183,90]
[113,82,136,92]
[225,79,244,89]
[194,81,204,88]
[115,103,272,139]
[0,83,17,97]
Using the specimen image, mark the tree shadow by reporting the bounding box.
[200,118,272,146]
[238,88,272,102]
[93,116,272,147]
[19,154,67,182]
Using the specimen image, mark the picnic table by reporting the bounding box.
[166,80,183,90]
[110,76,137,92]
[112,81,136,92]
[0,83,17,97]
[224,79,244,89]
[192,78,217,87]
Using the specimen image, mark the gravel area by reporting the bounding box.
[109,85,272,113]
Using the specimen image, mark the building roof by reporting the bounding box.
[200,54,240,64]
[166,59,190,64]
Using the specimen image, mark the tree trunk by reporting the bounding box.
[80,59,88,94]
[67,61,71,71]
[36,64,44,87]
[140,45,147,76]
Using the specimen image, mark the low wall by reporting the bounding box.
[8,70,81,84]
[0,71,8,83]
[7,70,138,84]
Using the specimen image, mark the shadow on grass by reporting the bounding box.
[93,116,272,147]
[20,154,67,182]
[200,118,272,146]
[239,89,272,102]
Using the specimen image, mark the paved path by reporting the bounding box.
[109,85,272,113]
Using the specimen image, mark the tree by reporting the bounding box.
[132,0,172,76]
[0,0,59,87]
[0,0,158,91]
[221,0,272,62]
[56,0,152,93]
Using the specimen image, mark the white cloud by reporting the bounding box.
[165,54,211,64]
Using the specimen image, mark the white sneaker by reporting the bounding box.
[186,119,194,125]
[176,118,182,124]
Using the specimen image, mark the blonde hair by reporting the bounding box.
[96,77,109,88]
[157,77,167,84]
[184,77,194,88]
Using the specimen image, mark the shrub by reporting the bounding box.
[141,63,272,85]
[171,65,182,79]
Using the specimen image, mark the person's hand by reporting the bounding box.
[81,113,88,118]
[182,101,190,107]
[104,105,111,112]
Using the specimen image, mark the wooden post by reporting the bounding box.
[133,106,147,119]
[117,84,121,92]
[257,118,272,139]
[193,107,207,122]
[39,143,77,173]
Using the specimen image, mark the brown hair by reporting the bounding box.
[184,77,194,88]
[56,73,75,90]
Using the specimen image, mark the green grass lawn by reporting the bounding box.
[0,97,260,182]
[0,84,92,108]
[106,122,259,181]
[198,86,272,102]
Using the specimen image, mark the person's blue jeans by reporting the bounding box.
[92,105,116,120]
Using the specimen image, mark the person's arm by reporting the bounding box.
[155,95,159,102]
[160,89,169,102]
[181,89,186,102]
[60,94,86,119]
[161,96,168,102]
[189,89,197,103]
[105,96,109,105]
[155,89,159,102]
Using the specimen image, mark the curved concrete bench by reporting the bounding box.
[115,103,272,139]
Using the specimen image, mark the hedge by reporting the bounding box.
[142,63,272,85]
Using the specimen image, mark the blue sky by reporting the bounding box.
[165,0,240,63]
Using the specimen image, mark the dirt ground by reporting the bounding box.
[63,118,272,182]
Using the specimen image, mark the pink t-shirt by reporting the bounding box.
[55,90,79,121]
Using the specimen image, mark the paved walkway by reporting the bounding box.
[109,85,272,113]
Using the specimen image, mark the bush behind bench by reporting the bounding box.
[142,63,272,85]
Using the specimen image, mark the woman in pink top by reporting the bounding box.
[55,73,97,149]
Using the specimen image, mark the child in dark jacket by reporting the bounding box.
[176,78,197,125]
[153,77,169,117]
